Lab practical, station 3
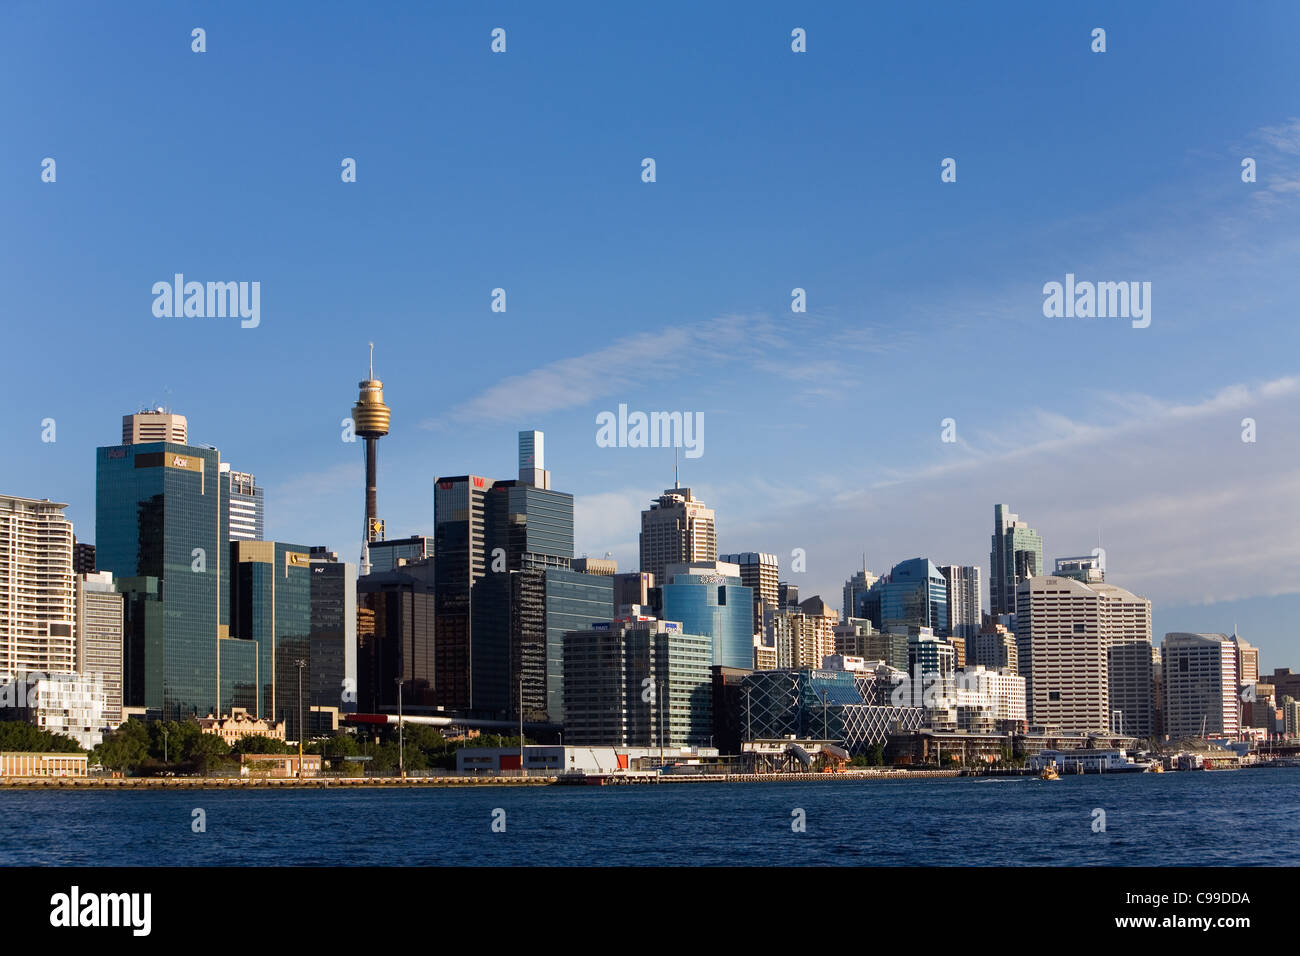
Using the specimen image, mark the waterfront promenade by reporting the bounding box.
[0,768,961,789]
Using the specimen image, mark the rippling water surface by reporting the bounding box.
[3,769,1297,866]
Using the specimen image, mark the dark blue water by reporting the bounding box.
[3,769,1298,866]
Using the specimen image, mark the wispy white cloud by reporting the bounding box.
[421,311,900,428]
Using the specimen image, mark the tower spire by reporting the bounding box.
[674,444,679,489]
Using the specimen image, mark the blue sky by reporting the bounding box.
[3,2,1299,668]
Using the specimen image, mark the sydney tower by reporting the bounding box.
[351,343,390,572]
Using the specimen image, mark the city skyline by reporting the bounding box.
[4,3,1299,669]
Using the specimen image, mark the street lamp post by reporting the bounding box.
[658,680,664,765]
[296,659,306,779]
[395,677,405,779]
[518,674,524,777]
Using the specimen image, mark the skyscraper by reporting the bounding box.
[434,429,573,715]
[1015,575,1151,734]
[76,571,124,727]
[939,565,981,640]
[879,558,950,637]
[1162,633,1240,740]
[505,566,615,724]
[472,438,574,716]
[357,562,436,715]
[719,551,778,633]
[221,465,264,541]
[563,618,712,747]
[96,440,228,719]
[661,561,754,670]
[841,567,878,624]
[367,535,434,573]
[352,344,391,573]
[308,548,357,731]
[639,487,716,583]
[990,504,1043,617]
[1,495,76,676]
[517,429,550,489]
[122,408,187,445]
[433,474,492,711]
[228,541,313,739]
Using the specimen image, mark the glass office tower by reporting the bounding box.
[879,558,950,637]
[229,541,312,739]
[542,568,614,723]
[661,565,753,670]
[473,480,575,716]
[96,442,227,719]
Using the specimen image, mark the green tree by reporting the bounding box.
[0,720,84,754]
[183,732,231,771]
[91,718,150,772]
[232,734,293,755]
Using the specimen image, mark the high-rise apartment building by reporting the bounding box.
[1015,576,1151,734]
[75,571,123,726]
[122,409,187,445]
[639,487,716,584]
[939,565,981,640]
[990,504,1043,617]
[763,597,838,670]
[73,540,96,575]
[1161,633,1240,740]
[970,623,1018,673]
[0,495,77,677]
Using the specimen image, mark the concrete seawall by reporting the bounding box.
[0,769,960,790]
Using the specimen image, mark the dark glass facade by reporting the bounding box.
[309,554,356,730]
[96,443,227,719]
[433,477,489,711]
[358,566,436,714]
[543,569,614,724]
[471,480,575,716]
[878,558,950,637]
[228,541,312,739]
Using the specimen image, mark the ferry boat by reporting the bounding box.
[1028,749,1146,774]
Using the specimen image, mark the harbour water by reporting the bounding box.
[3,769,1298,866]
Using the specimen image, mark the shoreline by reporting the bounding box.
[0,769,964,790]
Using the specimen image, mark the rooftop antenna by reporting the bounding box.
[674,444,679,490]
[369,341,374,380]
